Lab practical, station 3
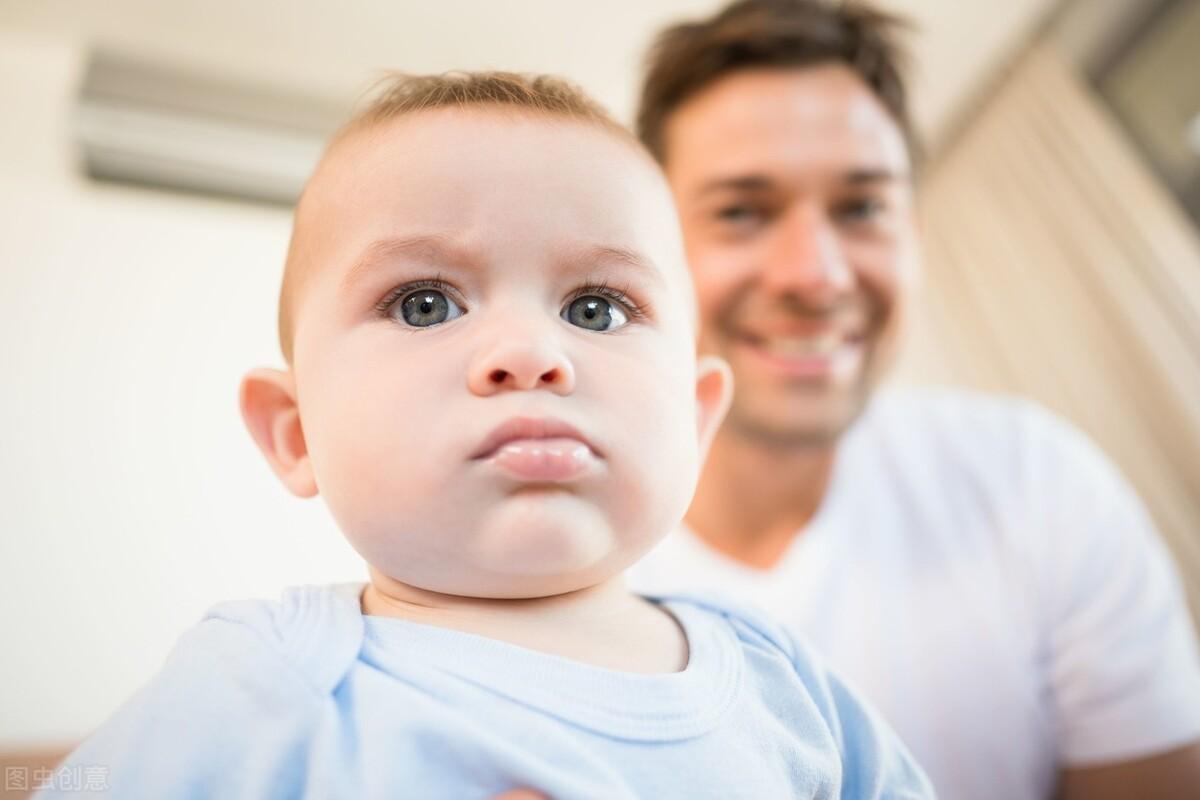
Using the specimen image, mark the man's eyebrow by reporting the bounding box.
[696,175,773,197]
[844,168,908,185]
[340,235,479,292]
[696,168,909,196]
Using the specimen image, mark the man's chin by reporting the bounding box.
[723,387,871,449]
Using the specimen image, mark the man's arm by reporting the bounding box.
[1057,741,1200,800]
[1017,404,1200,795]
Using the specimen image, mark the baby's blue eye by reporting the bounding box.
[562,295,629,332]
[395,290,463,328]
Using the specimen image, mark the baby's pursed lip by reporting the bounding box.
[470,416,601,460]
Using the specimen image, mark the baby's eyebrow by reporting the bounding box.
[557,244,668,290]
[340,236,667,292]
[340,235,481,293]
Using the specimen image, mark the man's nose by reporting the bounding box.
[466,316,576,397]
[762,206,854,302]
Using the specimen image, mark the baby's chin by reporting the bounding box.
[370,559,633,601]
[424,570,624,601]
[357,510,661,600]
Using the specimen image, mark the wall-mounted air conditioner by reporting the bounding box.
[75,50,347,206]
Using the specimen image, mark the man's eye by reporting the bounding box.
[561,295,629,332]
[715,204,762,224]
[837,198,886,223]
[393,289,464,328]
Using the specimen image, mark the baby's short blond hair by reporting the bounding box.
[277,72,637,363]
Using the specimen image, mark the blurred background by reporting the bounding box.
[2,0,1199,770]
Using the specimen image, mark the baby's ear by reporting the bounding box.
[694,355,733,460]
[239,368,318,498]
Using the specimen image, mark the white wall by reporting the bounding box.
[0,31,364,747]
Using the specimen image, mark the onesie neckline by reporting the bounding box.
[359,595,743,742]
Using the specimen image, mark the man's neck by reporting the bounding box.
[685,429,837,570]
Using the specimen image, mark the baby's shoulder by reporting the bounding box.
[200,582,366,695]
[656,591,854,698]
[39,585,367,797]
[653,591,799,661]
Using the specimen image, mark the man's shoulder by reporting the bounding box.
[836,387,1130,553]
[863,386,1059,437]
[854,387,1092,475]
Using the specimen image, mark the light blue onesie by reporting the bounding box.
[42,585,933,799]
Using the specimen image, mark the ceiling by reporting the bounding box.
[0,0,1057,146]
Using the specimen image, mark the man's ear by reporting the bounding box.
[239,368,318,498]
[695,355,733,460]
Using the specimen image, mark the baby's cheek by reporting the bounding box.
[308,417,440,541]
[611,380,700,529]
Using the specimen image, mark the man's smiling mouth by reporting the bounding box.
[728,327,868,381]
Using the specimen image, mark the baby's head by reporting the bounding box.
[241,72,730,599]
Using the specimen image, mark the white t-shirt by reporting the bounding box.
[630,389,1200,800]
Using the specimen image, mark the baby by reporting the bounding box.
[42,73,932,799]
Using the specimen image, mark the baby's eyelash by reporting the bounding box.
[374,276,457,316]
[568,280,650,321]
[373,277,650,321]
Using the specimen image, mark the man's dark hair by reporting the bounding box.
[637,0,916,163]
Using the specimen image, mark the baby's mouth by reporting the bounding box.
[482,438,596,482]
[471,416,601,483]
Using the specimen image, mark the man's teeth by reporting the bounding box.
[761,334,845,357]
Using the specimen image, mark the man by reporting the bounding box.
[628,2,1200,798]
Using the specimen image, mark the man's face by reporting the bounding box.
[664,65,919,445]
[287,111,706,599]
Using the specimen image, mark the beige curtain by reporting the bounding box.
[895,44,1200,621]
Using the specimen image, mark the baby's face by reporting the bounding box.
[286,111,713,598]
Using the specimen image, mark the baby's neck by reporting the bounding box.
[361,572,688,674]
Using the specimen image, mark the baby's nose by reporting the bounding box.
[467,338,575,396]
